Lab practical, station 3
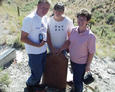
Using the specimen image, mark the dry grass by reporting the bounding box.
[0,0,115,58]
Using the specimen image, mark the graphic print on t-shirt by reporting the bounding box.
[41,23,44,28]
[55,25,64,31]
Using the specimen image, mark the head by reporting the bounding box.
[37,0,50,17]
[53,2,64,17]
[76,9,91,27]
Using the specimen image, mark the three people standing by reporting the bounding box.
[21,1,96,92]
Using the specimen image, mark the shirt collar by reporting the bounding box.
[76,26,89,36]
[35,13,42,20]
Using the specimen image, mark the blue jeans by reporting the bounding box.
[27,51,47,86]
[71,61,86,92]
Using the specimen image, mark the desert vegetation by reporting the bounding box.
[0,0,114,58]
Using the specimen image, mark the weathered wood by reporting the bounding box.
[0,0,3,6]
[43,53,68,89]
[0,48,16,67]
[17,6,20,16]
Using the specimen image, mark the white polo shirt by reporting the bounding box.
[48,16,74,49]
[21,12,48,54]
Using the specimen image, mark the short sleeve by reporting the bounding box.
[67,19,74,33]
[21,17,32,33]
[47,17,51,33]
[47,17,50,27]
[68,28,76,41]
[88,35,96,54]
[43,15,48,29]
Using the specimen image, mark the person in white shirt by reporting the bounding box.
[43,2,74,90]
[47,2,74,53]
[21,0,50,91]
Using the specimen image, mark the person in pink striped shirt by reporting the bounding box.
[59,9,96,92]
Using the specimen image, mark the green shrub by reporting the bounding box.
[106,13,115,25]
[21,0,38,12]
[0,69,10,88]
[89,18,95,28]
[18,16,24,26]
[0,73,10,86]
[92,11,104,22]
[8,0,12,4]
[91,4,103,12]
[0,67,3,72]
[13,33,25,49]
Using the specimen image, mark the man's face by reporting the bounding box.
[37,3,50,17]
[77,16,88,27]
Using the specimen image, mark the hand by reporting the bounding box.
[56,48,62,55]
[85,64,90,72]
[37,41,46,47]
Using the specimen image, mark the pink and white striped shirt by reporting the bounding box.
[69,27,96,64]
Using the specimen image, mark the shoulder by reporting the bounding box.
[71,27,78,33]
[23,12,35,23]
[43,15,48,21]
[23,17,32,22]
[42,15,49,25]
[88,30,96,40]
[48,16,54,24]
[22,17,32,26]
[64,16,73,23]
[48,16,53,21]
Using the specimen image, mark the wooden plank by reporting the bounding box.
[0,48,16,67]
[43,53,68,89]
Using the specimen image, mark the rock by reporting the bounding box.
[1,50,115,92]
[107,69,115,75]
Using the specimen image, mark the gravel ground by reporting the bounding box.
[0,50,115,92]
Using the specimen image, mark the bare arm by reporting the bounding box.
[86,35,96,72]
[47,28,57,54]
[67,31,71,38]
[57,31,71,54]
[85,53,94,72]
[47,30,53,50]
[21,31,45,47]
[58,40,70,53]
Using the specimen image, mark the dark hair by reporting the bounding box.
[38,0,51,5]
[77,9,91,21]
[54,2,64,12]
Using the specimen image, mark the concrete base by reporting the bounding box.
[0,48,16,67]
